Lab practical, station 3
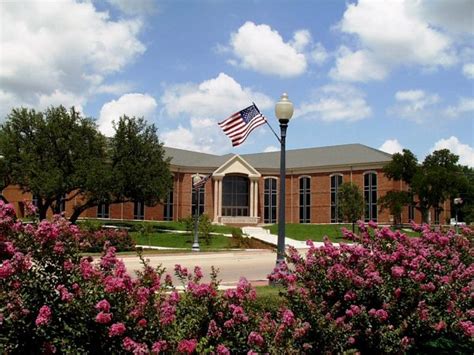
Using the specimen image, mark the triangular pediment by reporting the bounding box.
[213,154,261,178]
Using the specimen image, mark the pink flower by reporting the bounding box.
[0,260,15,279]
[109,322,126,337]
[391,266,405,278]
[193,266,203,279]
[216,344,230,354]
[35,305,52,326]
[247,331,264,347]
[152,340,167,353]
[95,312,112,324]
[177,339,197,354]
[282,309,295,326]
[95,299,111,313]
[459,321,474,337]
[137,318,147,328]
[434,320,446,332]
[375,309,389,322]
[53,241,64,254]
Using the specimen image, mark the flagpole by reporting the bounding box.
[253,102,281,144]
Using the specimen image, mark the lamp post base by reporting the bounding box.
[192,243,200,252]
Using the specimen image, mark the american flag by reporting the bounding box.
[192,174,211,190]
[218,104,266,147]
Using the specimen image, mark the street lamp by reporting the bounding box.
[192,174,202,252]
[275,93,294,267]
[454,197,463,234]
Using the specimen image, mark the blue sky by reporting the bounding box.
[1,0,473,166]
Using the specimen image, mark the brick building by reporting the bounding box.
[3,144,450,225]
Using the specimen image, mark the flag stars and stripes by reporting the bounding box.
[218,104,267,147]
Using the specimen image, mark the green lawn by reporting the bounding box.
[131,231,232,250]
[264,223,421,241]
[264,223,352,242]
[81,219,236,234]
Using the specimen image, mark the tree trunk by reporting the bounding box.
[69,199,98,224]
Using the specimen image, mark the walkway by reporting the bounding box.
[242,226,329,249]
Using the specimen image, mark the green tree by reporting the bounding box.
[456,166,474,224]
[338,182,364,232]
[378,190,412,226]
[0,106,107,220]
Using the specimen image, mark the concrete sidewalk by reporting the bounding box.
[242,226,331,249]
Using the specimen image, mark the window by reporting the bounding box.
[192,179,205,216]
[164,189,173,221]
[408,204,415,222]
[54,194,66,214]
[222,176,249,216]
[364,172,377,222]
[97,203,109,218]
[299,177,311,223]
[331,174,343,223]
[134,200,145,220]
[264,178,277,223]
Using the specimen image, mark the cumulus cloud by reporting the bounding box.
[160,73,273,153]
[388,89,440,122]
[98,93,157,136]
[227,22,311,77]
[379,139,403,154]
[310,42,329,66]
[331,0,462,82]
[462,63,474,79]
[295,84,372,122]
[444,97,474,118]
[431,136,474,167]
[0,0,145,118]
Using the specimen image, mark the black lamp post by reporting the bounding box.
[275,93,294,267]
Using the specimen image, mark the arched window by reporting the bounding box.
[299,177,311,223]
[264,177,277,223]
[164,189,173,221]
[222,175,249,216]
[364,172,377,222]
[330,174,343,223]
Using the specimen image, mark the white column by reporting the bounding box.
[213,178,218,222]
[253,179,259,219]
[249,179,254,217]
[217,178,222,219]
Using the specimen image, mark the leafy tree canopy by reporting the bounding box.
[338,182,364,232]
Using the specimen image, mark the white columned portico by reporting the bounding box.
[213,176,223,223]
[249,179,254,217]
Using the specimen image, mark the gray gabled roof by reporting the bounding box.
[163,144,392,170]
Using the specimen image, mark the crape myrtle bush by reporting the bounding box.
[80,229,135,253]
[1,200,473,354]
[270,220,474,354]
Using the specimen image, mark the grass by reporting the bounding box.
[131,231,233,250]
[264,223,421,241]
[80,218,236,234]
[264,223,352,242]
[253,285,286,314]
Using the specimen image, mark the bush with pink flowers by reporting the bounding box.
[270,220,473,353]
[1,199,472,353]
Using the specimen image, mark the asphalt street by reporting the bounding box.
[120,250,279,287]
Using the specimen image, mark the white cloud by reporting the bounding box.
[160,73,273,153]
[94,82,134,95]
[444,97,474,118]
[161,72,273,119]
[0,0,145,118]
[98,93,157,136]
[295,84,372,122]
[431,136,474,167]
[379,139,403,154]
[417,0,474,35]
[389,89,440,122]
[37,90,86,113]
[310,42,329,65]
[331,0,460,82]
[462,63,474,79]
[263,146,279,153]
[330,48,388,82]
[106,0,157,16]
[227,22,308,77]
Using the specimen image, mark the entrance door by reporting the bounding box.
[222,175,249,216]
[264,178,277,223]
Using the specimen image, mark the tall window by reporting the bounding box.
[97,203,109,218]
[164,189,173,221]
[408,204,415,222]
[54,194,66,214]
[299,177,311,223]
[222,176,249,216]
[134,200,145,220]
[264,178,277,223]
[192,179,205,216]
[331,174,343,223]
[364,172,377,222]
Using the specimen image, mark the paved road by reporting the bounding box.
[120,250,279,287]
